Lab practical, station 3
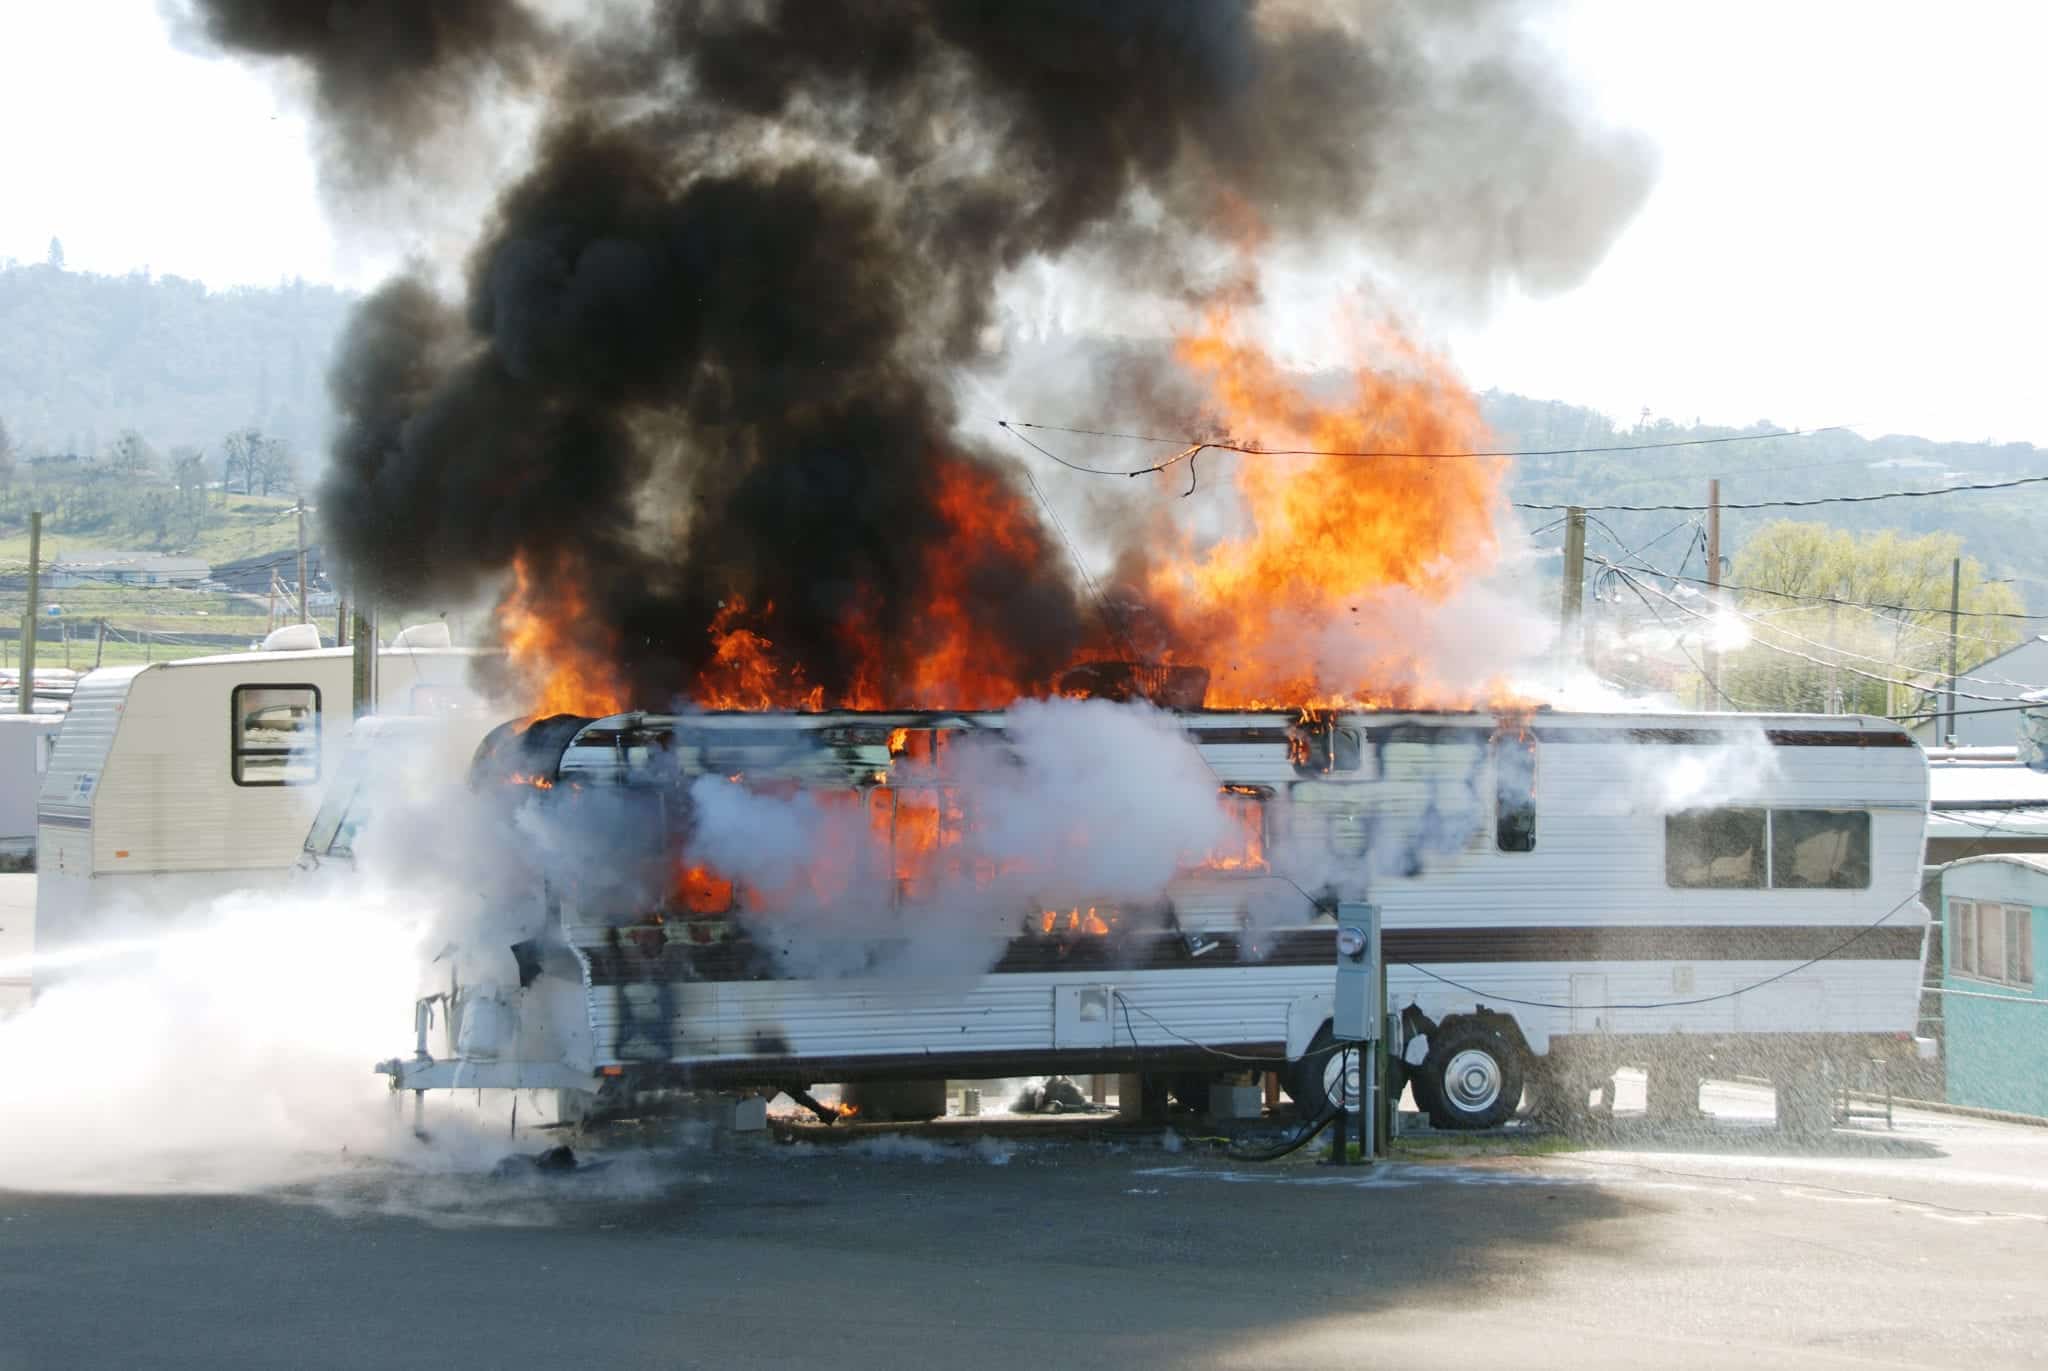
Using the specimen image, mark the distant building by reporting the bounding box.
[44,551,210,588]
[1908,635,2048,748]
[211,545,327,597]
[1924,747,2048,864]
[1937,854,2045,1117]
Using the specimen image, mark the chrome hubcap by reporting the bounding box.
[1320,1048,1362,1111]
[1444,1047,1503,1113]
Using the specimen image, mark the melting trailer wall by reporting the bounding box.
[382,708,1932,1126]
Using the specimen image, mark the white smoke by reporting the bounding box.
[681,697,1233,979]
[0,712,536,1194]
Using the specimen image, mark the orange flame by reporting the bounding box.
[1141,307,1509,709]
[675,864,735,916]
[1196,789,1267,872]
[498,555,628,720]
[697,596,826,711]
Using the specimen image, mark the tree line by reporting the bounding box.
[0,413,303,551]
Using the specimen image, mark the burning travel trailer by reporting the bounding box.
[373,697,1935,1134]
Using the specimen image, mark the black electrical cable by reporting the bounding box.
[1514,472,2048,513]
[1399,811,2019,1013]
[1003,418,1847,461]
[1599,559,2048,622]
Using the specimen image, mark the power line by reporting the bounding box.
[1013,461,1140,664]
[1514,472,2048,513]
[1889,699,2041,722]
[1605,566,1760,710]
[1000,418,1848,462]
[1601,557,2044,693]
[1617,568,2027,705]
[1599,559,2048,622]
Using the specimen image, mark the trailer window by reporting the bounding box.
[876,785,969,903]
[1949,899,2033,987]
[1493,734,1537,852]
[1194,789,1268,874]
[1770,809,1870,890]
[232,684,321,786]
[1665,808,1766,888]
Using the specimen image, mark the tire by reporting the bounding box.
[1283,1025,1362,1121]
[1420,1020,1524,1130]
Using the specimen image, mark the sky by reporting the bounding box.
[1,0,2043,447]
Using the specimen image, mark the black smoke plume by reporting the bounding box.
[183,0,1655,706]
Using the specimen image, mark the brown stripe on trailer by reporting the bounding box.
[579,922,1925,985]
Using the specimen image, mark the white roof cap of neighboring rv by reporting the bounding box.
[1941,852,2048,879]
[140,644,491,669]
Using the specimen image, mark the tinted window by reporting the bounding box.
[1771,809,1870,889]
[1666,808,1766,888]
[233,684,321,786]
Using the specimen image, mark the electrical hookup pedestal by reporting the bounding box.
[1329,901,1385,1166]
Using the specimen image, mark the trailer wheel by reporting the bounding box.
[1420,1020,1524,1130]
[1283,1025,1360,1121]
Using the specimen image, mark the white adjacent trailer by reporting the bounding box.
[374,707,1933,1128]
[33,629,490,959]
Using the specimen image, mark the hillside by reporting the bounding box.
[0,263,352,456]
[1486,391,2048,602]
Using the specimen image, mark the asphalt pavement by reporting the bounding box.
[3,1083,2045,1370]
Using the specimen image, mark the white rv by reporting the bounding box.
[33,627,490,958]
[371,706,1932,1129]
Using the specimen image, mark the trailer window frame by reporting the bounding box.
[231,682,322,787]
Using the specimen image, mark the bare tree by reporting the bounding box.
[251,436,294,496]
[109,429,156,481]
[221,428,262,496]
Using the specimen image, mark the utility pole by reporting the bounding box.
[1702,480,1721,710]
[16,511,40,714]
[1559,506,1586,670]
[295,501,310,625]
[351,594,377,718]
[336,594,349,649]
[1825,601,1841,714]
[1949,553,1966,741]
[93,617,106,670]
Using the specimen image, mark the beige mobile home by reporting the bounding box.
[33,630,490,958]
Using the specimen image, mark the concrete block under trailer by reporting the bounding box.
[369,707,1935,1129]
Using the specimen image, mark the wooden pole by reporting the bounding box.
[1703,480,1721,710]
[1559,506,1586,670]
[352,596,376,718]
[1945,557,1962,744]
[296,503,310,625]
[93,616,106,669]
[17,511,40,714]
